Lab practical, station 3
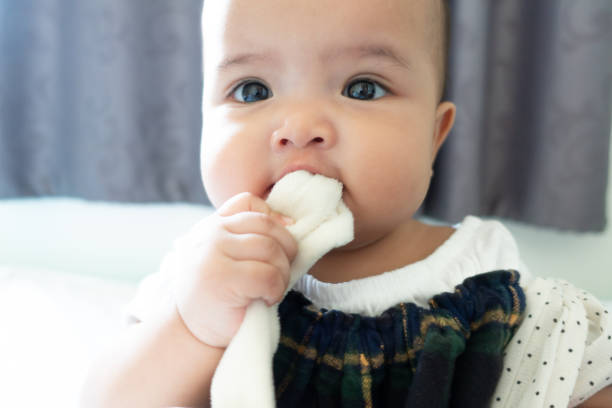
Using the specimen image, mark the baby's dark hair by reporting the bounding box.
[438,0,451,101]
[420,0,451,101]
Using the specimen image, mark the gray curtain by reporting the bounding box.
[0,0,207,203]
[0,0,610,231]
[425,0,612,231]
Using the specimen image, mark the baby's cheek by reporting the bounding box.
[204,154,272,208]
[202,155,239,207]
[353,165,429,225]
[201,136,251,206]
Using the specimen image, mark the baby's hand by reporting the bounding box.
[169,192,297,348]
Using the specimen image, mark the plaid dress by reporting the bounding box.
[273,270,526,408]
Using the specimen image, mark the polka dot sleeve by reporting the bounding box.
[491,277,612,408]
[569,287,612,406]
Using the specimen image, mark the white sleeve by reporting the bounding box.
[569,288,612,406]
[491,277,612,408]
[122,252,176,326]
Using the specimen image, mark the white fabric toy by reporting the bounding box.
[210,170,354,407]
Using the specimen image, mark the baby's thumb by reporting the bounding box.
[217,192,294,225]
[218,191,272,217]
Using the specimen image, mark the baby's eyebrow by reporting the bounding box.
[322,44,411,70]
[216,52,278,72]
[216,44,411,72]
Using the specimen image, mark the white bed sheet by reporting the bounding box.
[1,264,610,408]
[0,266,137,408]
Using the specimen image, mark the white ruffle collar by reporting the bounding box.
[294,216,532,316]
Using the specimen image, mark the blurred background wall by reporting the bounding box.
[1,0,611,230]
[0,0,610,297]
[502,118,612,298]
[0,0,207,203]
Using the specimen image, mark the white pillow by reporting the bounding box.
[0,197,214,282]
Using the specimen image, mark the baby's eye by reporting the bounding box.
[343,79,387,100]
[231,80,272,103]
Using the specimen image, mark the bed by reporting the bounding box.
[0,198,610,407]
[0,198,213,407]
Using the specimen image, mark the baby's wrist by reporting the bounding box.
[170,304,227,351]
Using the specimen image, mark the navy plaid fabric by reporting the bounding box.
[273,270,526,408]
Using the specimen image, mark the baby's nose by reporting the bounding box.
[271,113,336,150]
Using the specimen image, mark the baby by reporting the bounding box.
[81,0,612,407]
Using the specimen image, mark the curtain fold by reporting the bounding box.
[0,0,207,203]
[0,0,610,230]
[425,0,611,231]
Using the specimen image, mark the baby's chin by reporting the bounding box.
[326,223,373,252]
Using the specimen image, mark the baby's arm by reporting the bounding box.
[79,305,224,407]
[580,385,612,408]
[80,193,297,407]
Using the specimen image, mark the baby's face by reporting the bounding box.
[201,0,455,248]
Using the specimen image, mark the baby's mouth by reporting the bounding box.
[264,174,347,201]
[263,184,274,200]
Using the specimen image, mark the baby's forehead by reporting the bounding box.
[202,0,446,97]
[203,1,440,57]
[202,0,441,43]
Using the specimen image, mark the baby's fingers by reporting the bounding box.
[217,192,272,218]
[221,233,291,294]
[232,260,290,306]
[222,212,298,262]
[217,192,294,228]
[223,233,289,267]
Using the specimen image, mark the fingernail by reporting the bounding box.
[272,212,294,226]
[280,215,294,225]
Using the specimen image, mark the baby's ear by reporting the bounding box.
[432,101,456,159]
